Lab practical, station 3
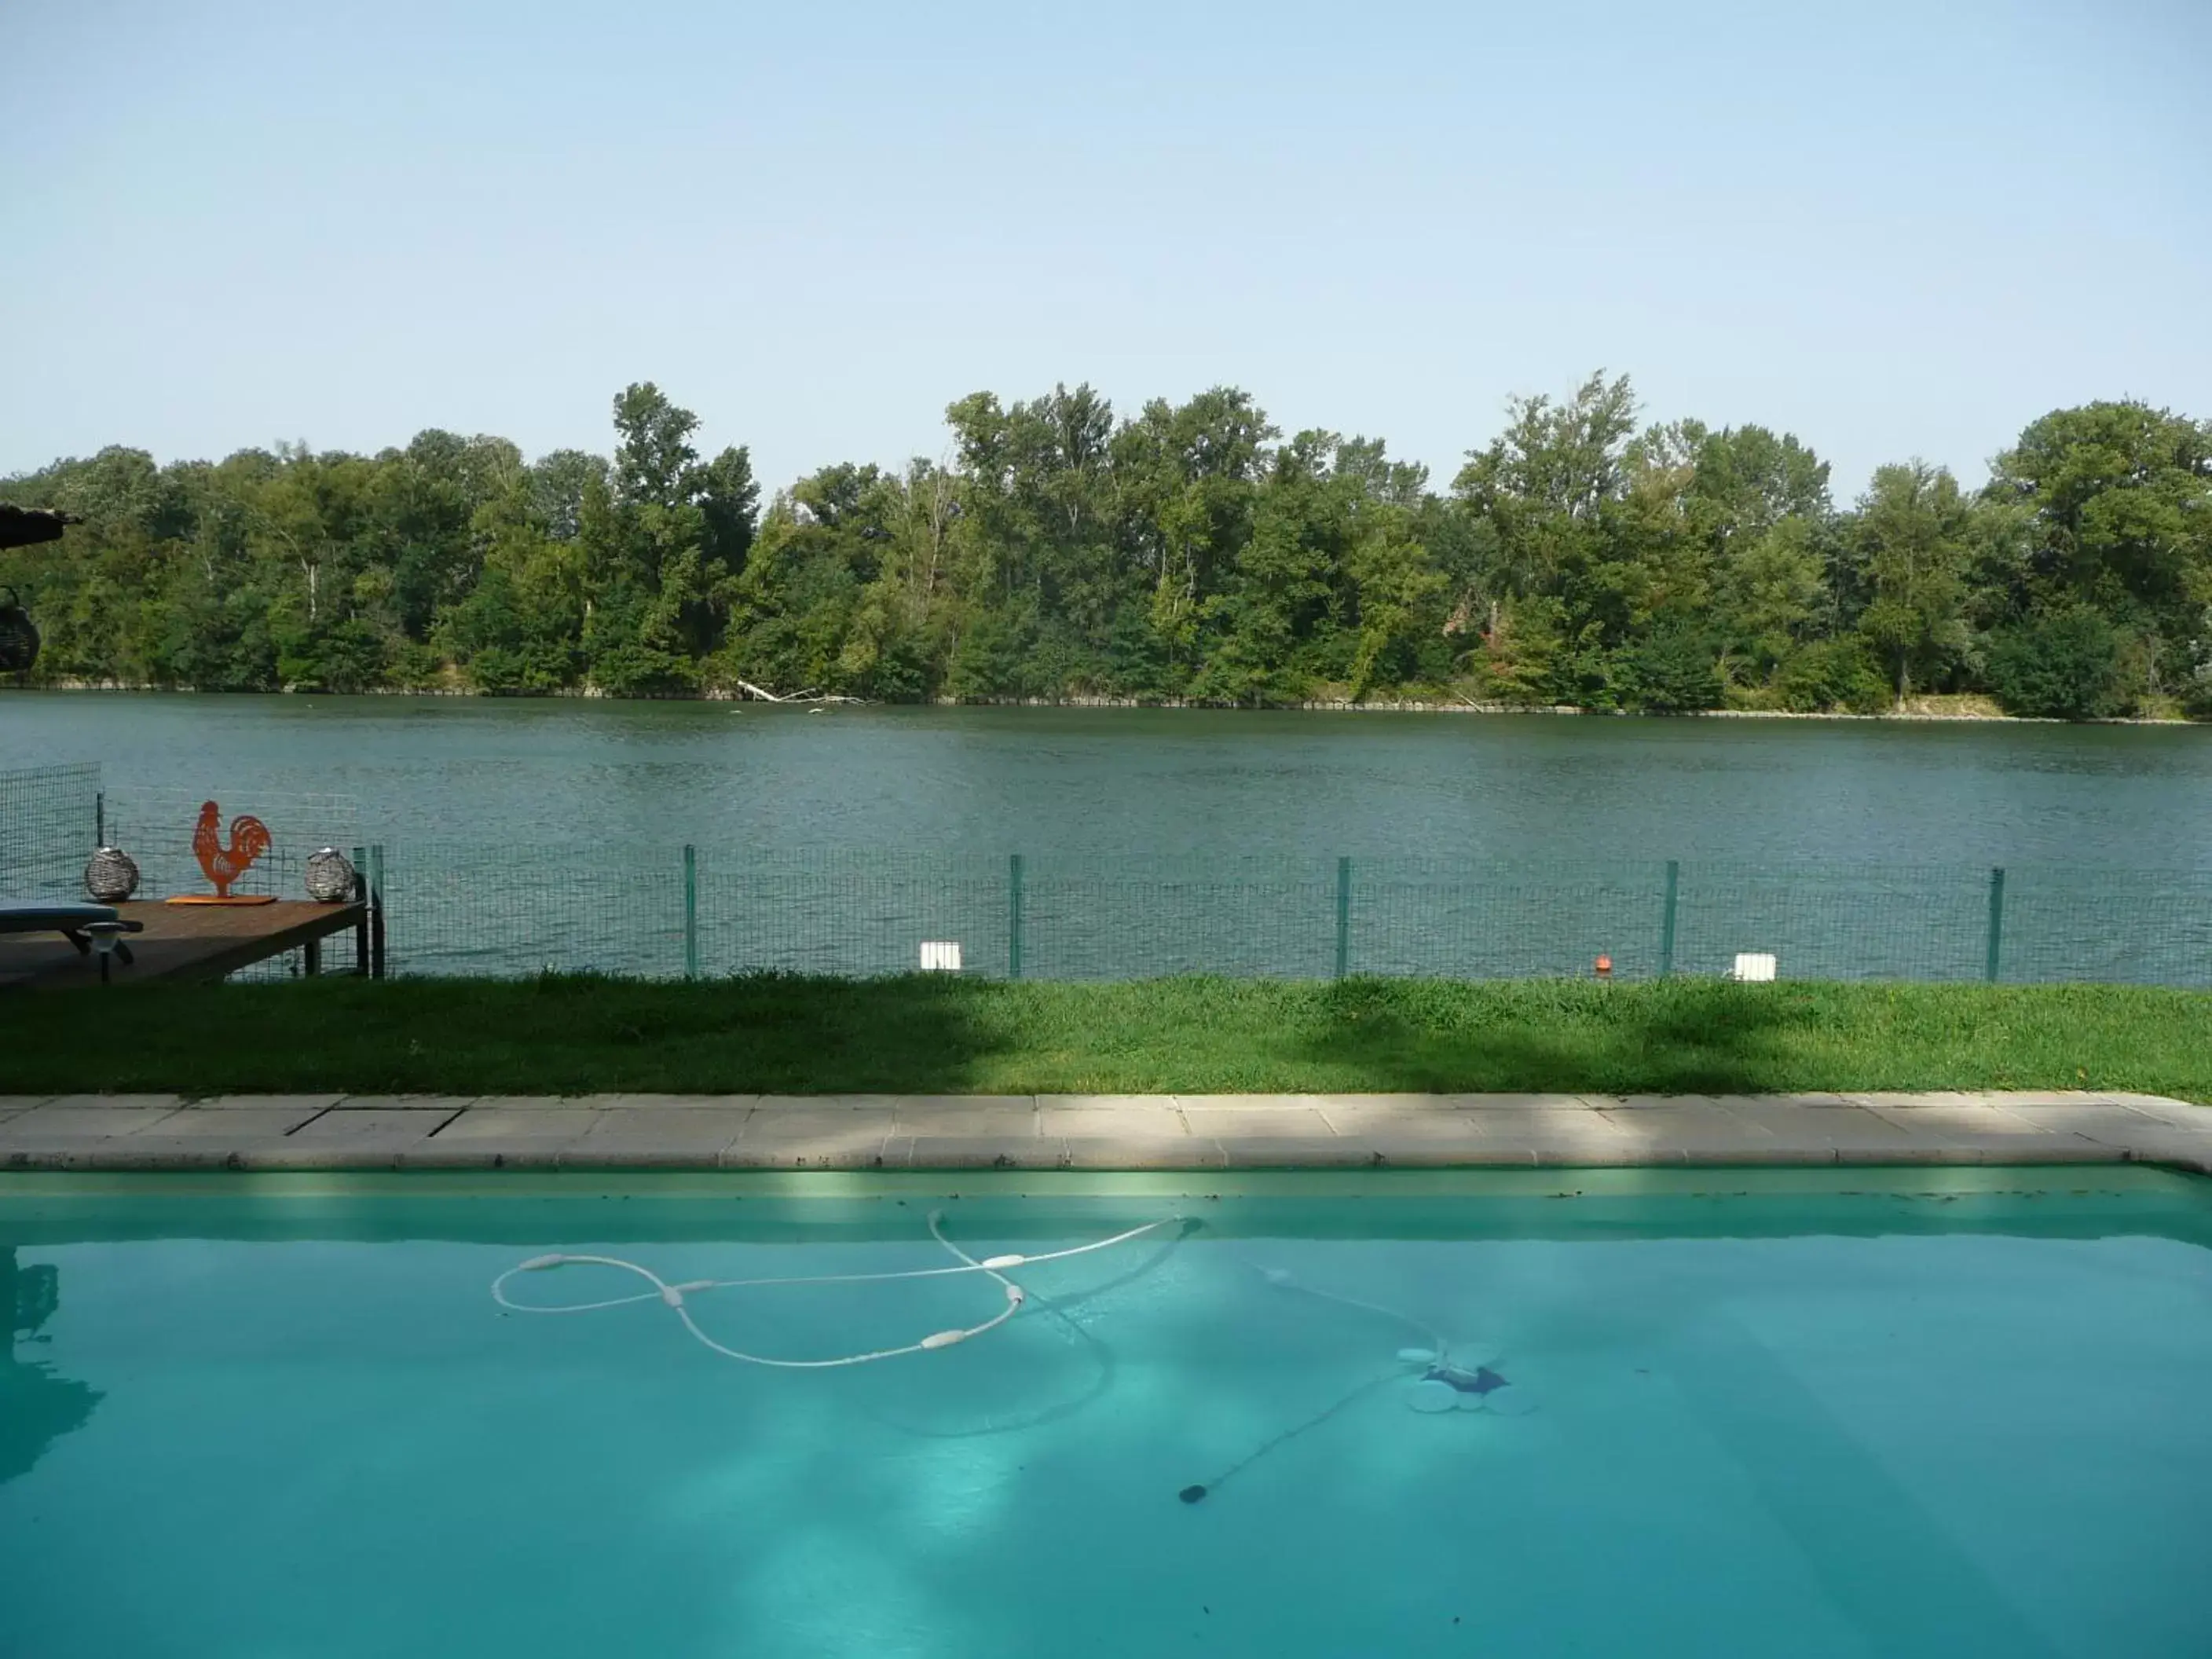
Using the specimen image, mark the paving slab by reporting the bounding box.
[1463,1109,1630,1141]
[1854,1103,2059,1138]
[742,1109,896,1141]
[1317,1108,1489,1141]
[1284,1093,1445,1111]
[33,1094,184,1114]
[732,1117,898,1158]
[1600,1113,1799,1155]
[2111,1097,2212,1129]
[1039,1106,1188,1137]
[136,1106,328,1137]
[750,1094,899,1111]
[892,1107,1040,1136]
[288,1108,456,1145]
[894,1094,1036,1111]
[2,1092,2204,1173]
[580,1093,764,1111]
[570,1109,747,1157]
[1712,1104,1943,1147]
[6,1105,185,1138]
[432,1109,606,1143]
[331,1094,480,1112]
[1180,1108,1338,1137]
[183,1094,344,1115]
[1037,1093,1187,1112]
[1441,1093,1607,1110]
[1977,1104,2158,1134]
[1842,1091,2002,1111]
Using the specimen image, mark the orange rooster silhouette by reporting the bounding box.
[192,802,272,898]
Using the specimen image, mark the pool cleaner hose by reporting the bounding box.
[492,1211,1185,1369]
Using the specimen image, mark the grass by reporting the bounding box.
[2,974,2207,1100]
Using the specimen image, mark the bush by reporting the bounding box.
[1613,623,1723,712]
[1774,639,1890,713]
[1984,606,2133,720]
[587,641,698,696]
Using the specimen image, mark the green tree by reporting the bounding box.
[1984,606,2134,720]
[1985,401,2212,699]
[1851,462,1976,701]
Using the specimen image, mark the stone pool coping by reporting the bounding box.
[2,1090,2209,1174]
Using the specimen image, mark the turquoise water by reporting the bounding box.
[5,1169,2211,1658]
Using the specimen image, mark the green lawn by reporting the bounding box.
[2,975,2206,1100]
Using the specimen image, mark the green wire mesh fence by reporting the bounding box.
[5,760,2210,986]
[0,763,100,901]
[350,844,2212,987]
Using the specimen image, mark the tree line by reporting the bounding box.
[5,375,2210,718]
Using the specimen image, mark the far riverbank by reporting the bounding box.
[9,679,2202,724]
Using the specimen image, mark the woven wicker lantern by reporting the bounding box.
[305,847,357,903]
[83,847,140,903]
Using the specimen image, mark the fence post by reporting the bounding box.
[95,790,104,848]
[1335,856,1353,979]
[1984,866,2005,983]
[352,844,369,976]
[1659,860,1679,978]
[683,844,699,980]
[1008,854,1024,980]
[368,844,386,980]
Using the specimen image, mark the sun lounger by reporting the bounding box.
[0,901,145,965]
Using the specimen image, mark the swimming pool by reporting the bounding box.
[4,1167,2209,1658]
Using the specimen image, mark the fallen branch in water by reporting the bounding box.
[731,679,866,705]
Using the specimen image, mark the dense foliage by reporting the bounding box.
[6,377,2210,716]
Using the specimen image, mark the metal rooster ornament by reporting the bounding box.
[192,802,273,899]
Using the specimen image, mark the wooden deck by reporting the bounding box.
[0,899,371,989]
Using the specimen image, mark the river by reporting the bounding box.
[5,693,2209,866]
[4,694,2208,981]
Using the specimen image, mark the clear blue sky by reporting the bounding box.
[6,0,2208,500]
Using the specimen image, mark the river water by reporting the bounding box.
[3,694,2209,980]
[6,693,2210,865]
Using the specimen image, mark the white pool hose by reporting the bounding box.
[491,1212,1178,1369]
[1253,1263,1450,1363]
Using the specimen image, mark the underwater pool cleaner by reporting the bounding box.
[1254,1262,1517,1413]
[492,1211,1185,1369]
[1177,1258,1524,1504]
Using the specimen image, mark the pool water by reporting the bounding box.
[5,1169,2210,1659]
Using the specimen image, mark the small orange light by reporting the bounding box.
[1595,954,1613,978]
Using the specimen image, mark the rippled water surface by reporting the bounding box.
[5,693,2210,865]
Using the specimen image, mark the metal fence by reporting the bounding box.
[349,844,2212,987]
[0,762,100,901]
[6,760,2210,986]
